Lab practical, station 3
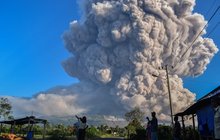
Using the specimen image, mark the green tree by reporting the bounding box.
[86,126,101,139]
[48,124,69,140]
[0,97,13,120]
[125,107,144,123]
[125,107,145,139]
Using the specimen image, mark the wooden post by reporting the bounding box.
[165,65,174,125]
[0,123,2,134]
[11,121,15,134]
[192,114,196,140]
[192,114,195,130]
[181,116,186,140]
[28,117,30,131]
[19,125,22,136]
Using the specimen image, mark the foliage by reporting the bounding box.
[127,125,172,140]
[48,124,69,140]
[0,125,10,133]
[125,107,144,123]
[125,124,202,140]
[86,126,101,139]
[124,107,145,139]
[32,125,43,135]
[184,126,200,140]
[158,125,172,140]
[125,119,144,140]
[0,121,202,140]
[111,125,127,137]
[84,125,127,139]
[130,128,146,140]
[97,125,109,134]
[0,97,13,120]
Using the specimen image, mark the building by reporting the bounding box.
[176,86,220,140]
[0,116,47,140]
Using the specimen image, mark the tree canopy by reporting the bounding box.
[125,107,145,123]
[0,97,13,120]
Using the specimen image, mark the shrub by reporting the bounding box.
[48,124,68,140]
[86,126,101,139]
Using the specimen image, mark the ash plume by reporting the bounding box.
[62,0,218,121]
[6,0,218,122]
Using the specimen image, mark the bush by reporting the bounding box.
[86,126,101,139]
[48,124,69,140]
[127,125,173,140]
[184,127,200,140]
[131,128,146,140]
[158,125,172,140]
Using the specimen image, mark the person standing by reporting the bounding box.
[211,97,220,140]
[173,116,181,140]
[73,120,80,140]
[149,112,158,140]
[75,115,88,140]
[146,117,151,140]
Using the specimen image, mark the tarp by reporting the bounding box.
[0,116,47,125]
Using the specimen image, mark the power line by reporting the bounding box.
[151,65,174,125]
[207,22,220,37]
[182,6,220,57]
[174,6,220,69]
[206,0,217,17]
[155,5,220,124]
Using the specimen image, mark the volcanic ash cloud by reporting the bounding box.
[62,0,218,121]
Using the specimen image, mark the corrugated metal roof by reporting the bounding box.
[176,85,220,116]
[0,116,47,125]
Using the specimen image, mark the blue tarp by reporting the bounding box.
[197,105,214,136]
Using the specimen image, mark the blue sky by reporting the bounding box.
[0,0,219,99]
[184,0,220,98]
[0,0,79,97]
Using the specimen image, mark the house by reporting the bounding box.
[176,86,220,140]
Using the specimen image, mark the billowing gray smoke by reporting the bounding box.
[61,0,218,121]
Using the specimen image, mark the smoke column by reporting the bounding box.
[62,0,218,121]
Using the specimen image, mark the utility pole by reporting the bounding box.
[151,65,174,124]
[165,65,174,125]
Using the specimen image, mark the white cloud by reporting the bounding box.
[2,0,218,124]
